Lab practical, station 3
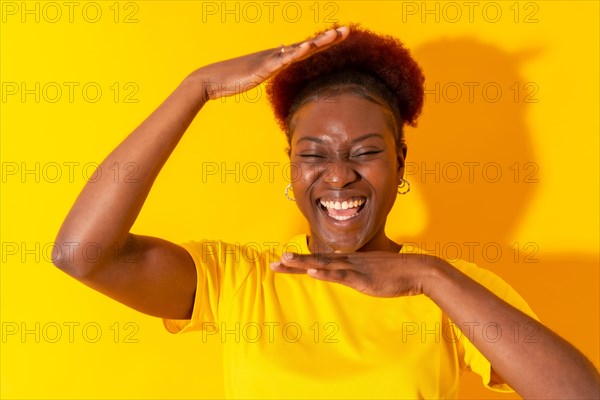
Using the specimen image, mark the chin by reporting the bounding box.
[303,196,385,253]
[309,226,374,253]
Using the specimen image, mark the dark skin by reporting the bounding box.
[52,24,599,398]
[289,94,405,255]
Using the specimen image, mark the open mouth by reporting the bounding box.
[318,197,367,221]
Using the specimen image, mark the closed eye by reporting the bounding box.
[354,150,383,157]
[299,154,326,159]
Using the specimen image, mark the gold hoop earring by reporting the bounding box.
[398,178,410,195]
[285,184,295,201]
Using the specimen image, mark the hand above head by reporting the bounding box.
[270,251,441,298]
[52,25,348,321]
[190,26,350,101]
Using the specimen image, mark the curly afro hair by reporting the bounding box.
[266,23,425,148]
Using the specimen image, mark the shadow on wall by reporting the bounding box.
[408,36,540,245]
[403,37,599,399]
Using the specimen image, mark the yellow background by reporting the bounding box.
[1,1,598,399]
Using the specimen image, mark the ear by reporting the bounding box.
[396,142,408,182]
[286,128,294,158]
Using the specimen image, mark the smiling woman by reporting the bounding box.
[51,23,599,399]
[286,95,403,254]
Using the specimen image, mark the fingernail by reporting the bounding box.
[282,252,295,261]
[307,268,318,274]
[270,262,281,269]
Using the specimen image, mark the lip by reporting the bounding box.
[315,196,368,224]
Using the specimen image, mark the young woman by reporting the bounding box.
[52,24,600,399]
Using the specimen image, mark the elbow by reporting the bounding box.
[50,237,103,280]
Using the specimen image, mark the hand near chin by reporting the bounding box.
[270,251,442,298]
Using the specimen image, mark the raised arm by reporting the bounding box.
[52,27,350,319]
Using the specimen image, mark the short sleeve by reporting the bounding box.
[450,260,539,392]
[162,240,256,335]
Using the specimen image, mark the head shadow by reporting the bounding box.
[397,37,542,244]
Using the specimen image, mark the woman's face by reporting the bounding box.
[289,93,406,253]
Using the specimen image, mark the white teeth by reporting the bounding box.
[319,198,365,209]
[319,198,366,215]
[331,215,352,221]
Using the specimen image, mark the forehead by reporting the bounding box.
[290,94,396,146]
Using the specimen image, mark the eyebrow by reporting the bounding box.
[295,133,385,145]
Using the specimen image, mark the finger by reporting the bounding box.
[307,267,361,285]
[259,26,348,79]
[278,26,349,66]
[279,252,351,270]
[308,269,375,296]
[276,41,311,67]
[269,261,307,274]
[305,26,350,49]
[285,26,347,50]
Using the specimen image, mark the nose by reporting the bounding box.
[322,160,359,188]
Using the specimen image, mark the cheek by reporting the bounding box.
[290,163,318,208]
[291,161,322,187]
[290,168,306,190]
[361,160,398,184]
[360,165,399,205]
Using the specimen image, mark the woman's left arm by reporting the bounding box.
[271,252,600,399]
[426,256,599,399]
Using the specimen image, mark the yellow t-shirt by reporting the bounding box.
[163,235,538,399]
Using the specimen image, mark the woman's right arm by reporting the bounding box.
[51,27,349,320]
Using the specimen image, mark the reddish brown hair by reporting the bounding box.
[266,23,425,147]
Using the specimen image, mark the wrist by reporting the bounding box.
[183,70,212,104]
[418,255,454,300]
